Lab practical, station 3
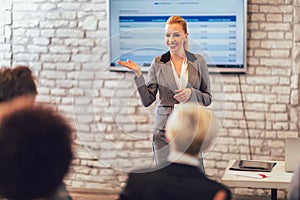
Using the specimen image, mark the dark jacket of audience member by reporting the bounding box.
[0,106,74,200]
[119,103,231,200]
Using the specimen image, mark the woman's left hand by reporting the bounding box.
[174,88,192,103]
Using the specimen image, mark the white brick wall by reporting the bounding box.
[0,0,299,198]
[0,0,12,67]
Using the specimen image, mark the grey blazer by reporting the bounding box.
[134,51,212,130]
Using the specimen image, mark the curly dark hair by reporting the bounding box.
[0,66,37,102]
[0,106,74,200]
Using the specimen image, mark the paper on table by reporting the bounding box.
[229,171,269,179]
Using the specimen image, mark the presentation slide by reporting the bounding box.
[109,0,246,73]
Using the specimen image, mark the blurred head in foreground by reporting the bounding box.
[0,105,74,200]
[166,102,220,156]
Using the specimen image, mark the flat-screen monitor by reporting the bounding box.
[108,0,247,73]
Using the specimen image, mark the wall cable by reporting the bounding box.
[238,74,253,160]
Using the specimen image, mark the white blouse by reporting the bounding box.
[170,57,188,90]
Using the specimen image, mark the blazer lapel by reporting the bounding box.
[160,51,199,92]
[187,61,198,88]
[161,62,178,93]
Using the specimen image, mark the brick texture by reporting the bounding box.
[0,0,299,199]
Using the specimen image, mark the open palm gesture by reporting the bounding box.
[117,60,142,76]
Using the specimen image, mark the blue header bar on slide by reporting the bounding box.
[119,16,236,22]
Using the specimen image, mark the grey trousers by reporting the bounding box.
[152,129,205,173]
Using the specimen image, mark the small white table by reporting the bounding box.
[221,160,293,200]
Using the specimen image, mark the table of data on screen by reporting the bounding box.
[117,16,238,67]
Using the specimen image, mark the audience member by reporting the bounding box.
[288,160,300,200]
[0,66,72,200]
[0,96,35,123]
[0,66,37,103]
[119,102,231,200]
[0,105,74,200]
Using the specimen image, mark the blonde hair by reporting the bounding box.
[166,103,219,155]
[166,16,189,50]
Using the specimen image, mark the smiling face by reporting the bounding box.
[165,23,188,57]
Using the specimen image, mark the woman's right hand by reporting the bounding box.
[117,60,142,77]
